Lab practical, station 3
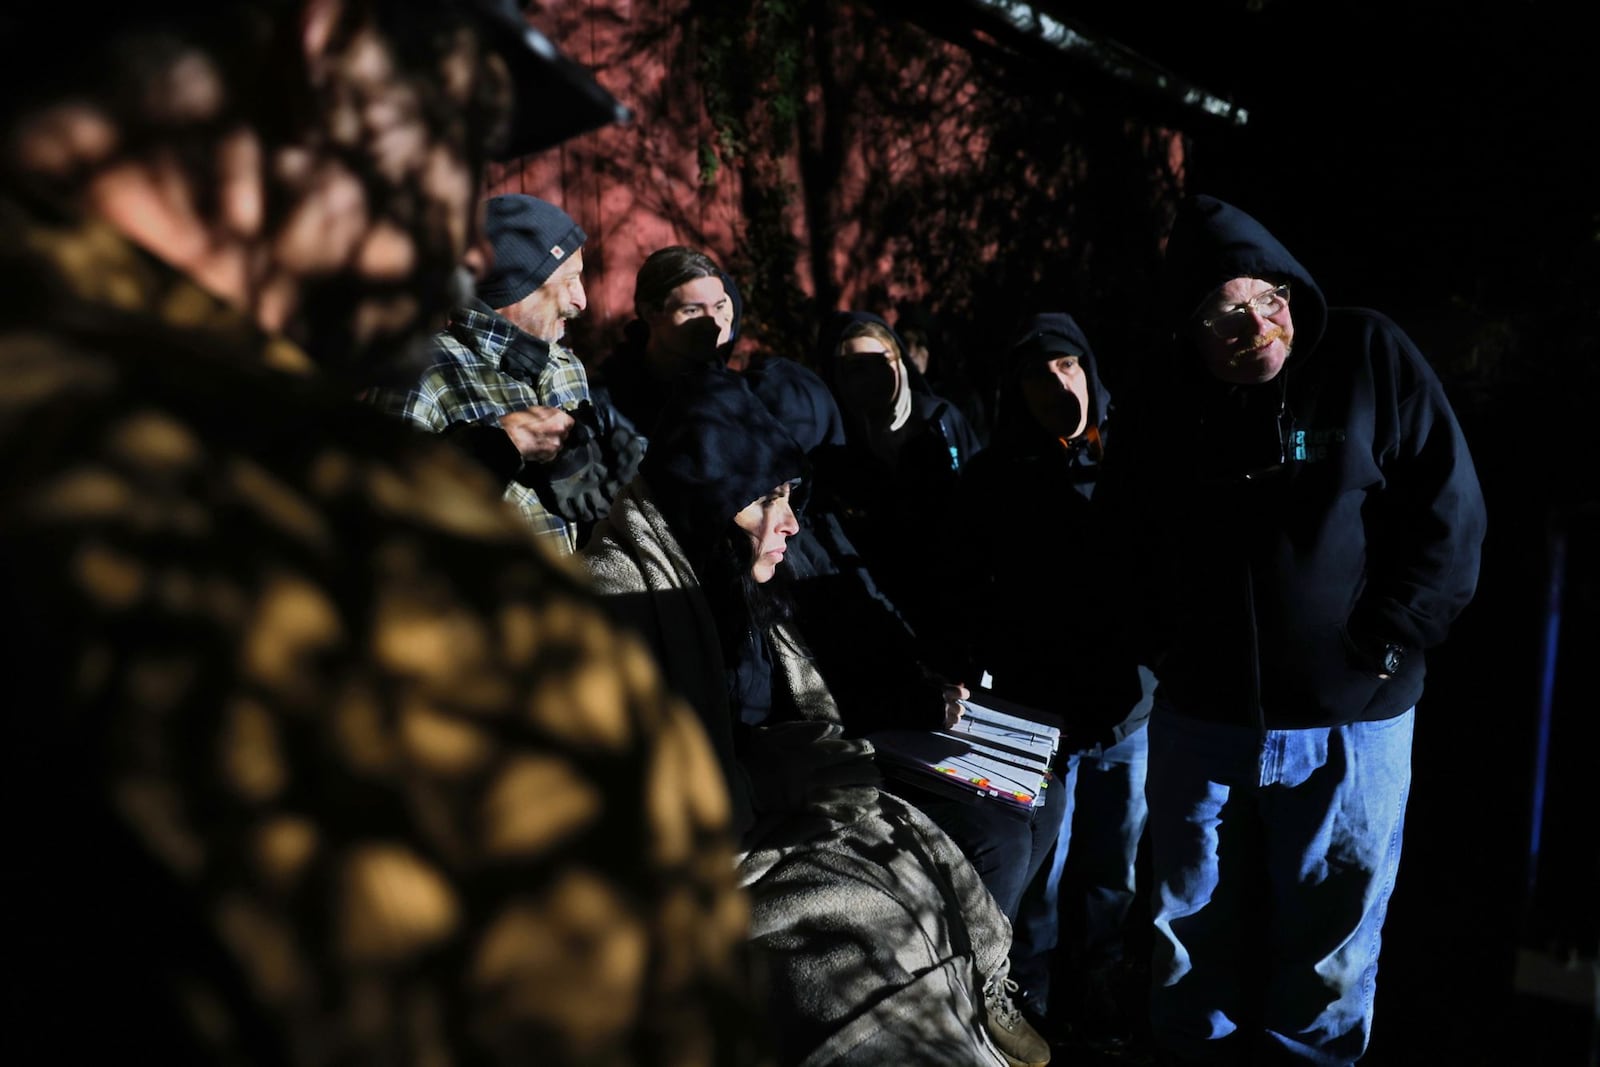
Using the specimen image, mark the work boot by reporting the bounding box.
[983,963,1051,1066]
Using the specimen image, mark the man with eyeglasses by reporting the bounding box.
[1098,195,1486,1064]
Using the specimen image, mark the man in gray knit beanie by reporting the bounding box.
[367,193,644,553]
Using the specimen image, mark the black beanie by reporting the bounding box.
[476,194,587,308]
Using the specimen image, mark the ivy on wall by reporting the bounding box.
[685,0,1183,388]
[691,0,813,362]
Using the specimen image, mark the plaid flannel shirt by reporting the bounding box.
[367,304,592,553]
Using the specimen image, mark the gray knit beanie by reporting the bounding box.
[476,194,586,308]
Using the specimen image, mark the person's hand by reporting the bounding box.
[519,402,646,525]
[498,406,575,463]
[941,682,970,729]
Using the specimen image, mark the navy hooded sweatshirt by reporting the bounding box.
[1098,195,1486,728]
[956,313,1148,749]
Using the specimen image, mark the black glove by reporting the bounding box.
[520,400,646,525]
[590,404,647,512]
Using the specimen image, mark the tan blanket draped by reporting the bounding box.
[585,481,1011,1066]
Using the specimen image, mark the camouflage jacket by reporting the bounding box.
[0,193,762,1067]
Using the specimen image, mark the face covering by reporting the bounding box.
[837,354,912,431]
[1034,388,1083,439]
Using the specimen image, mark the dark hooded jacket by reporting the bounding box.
[584,363,889,843]
[745,356,950,732]
[636,364,812,738]
[1098,195,1486,728]
[986,311,1112,494]
[813,310,983,676]
[956,313,1148,749]
[639,364,807,576]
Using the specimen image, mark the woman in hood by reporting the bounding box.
[747,348,1074,944]
[812,310,983,676]
[583,363,1050,1067]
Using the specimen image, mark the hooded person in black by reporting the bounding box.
[582,362,1052,1067]
[813,310,983,677]
[957,312,1144,737]
[1104,195,1486,726]
[744,354,956,733]
[955,312,1155,1038]
[1098,195,1486,1065]
[744,352,1072,980]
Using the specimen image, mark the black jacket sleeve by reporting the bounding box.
[1347,315,1487,654]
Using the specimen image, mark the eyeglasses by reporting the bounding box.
[1200,283,1291,339]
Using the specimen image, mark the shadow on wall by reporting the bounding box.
[492,0,1183,398]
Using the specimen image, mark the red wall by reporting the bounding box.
[488,2,749,358]
[492,3,1185,372]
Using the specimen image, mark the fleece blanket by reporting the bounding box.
[585,480,1010,1066]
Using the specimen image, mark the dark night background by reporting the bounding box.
[1042,2,1599,1063]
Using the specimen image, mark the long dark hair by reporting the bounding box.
[633,246,724,319]
[703,522,800,670]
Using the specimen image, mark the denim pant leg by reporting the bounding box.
[1147,710,1262,1055]
[1068,723,1150,972]
[1259,710,1414,1066]
[1006,753,1080,1006]
[1147,707,1414,1066]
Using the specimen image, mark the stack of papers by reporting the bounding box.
[868,695,1062,813]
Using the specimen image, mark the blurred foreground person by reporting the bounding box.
[0,3,757,1064]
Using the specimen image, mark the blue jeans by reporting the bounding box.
[1147,704,1414,1066]
[1009,720,1151,1008]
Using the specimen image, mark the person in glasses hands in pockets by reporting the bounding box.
[1096,195,1486,1065]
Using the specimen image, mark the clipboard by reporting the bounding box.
[867,695,1061,812]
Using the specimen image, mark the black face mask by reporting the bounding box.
[1038,389,1083,437]
[660,315,725,369]
[836,356,897,418]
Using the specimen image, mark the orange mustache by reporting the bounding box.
[1227,329,1286,365]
